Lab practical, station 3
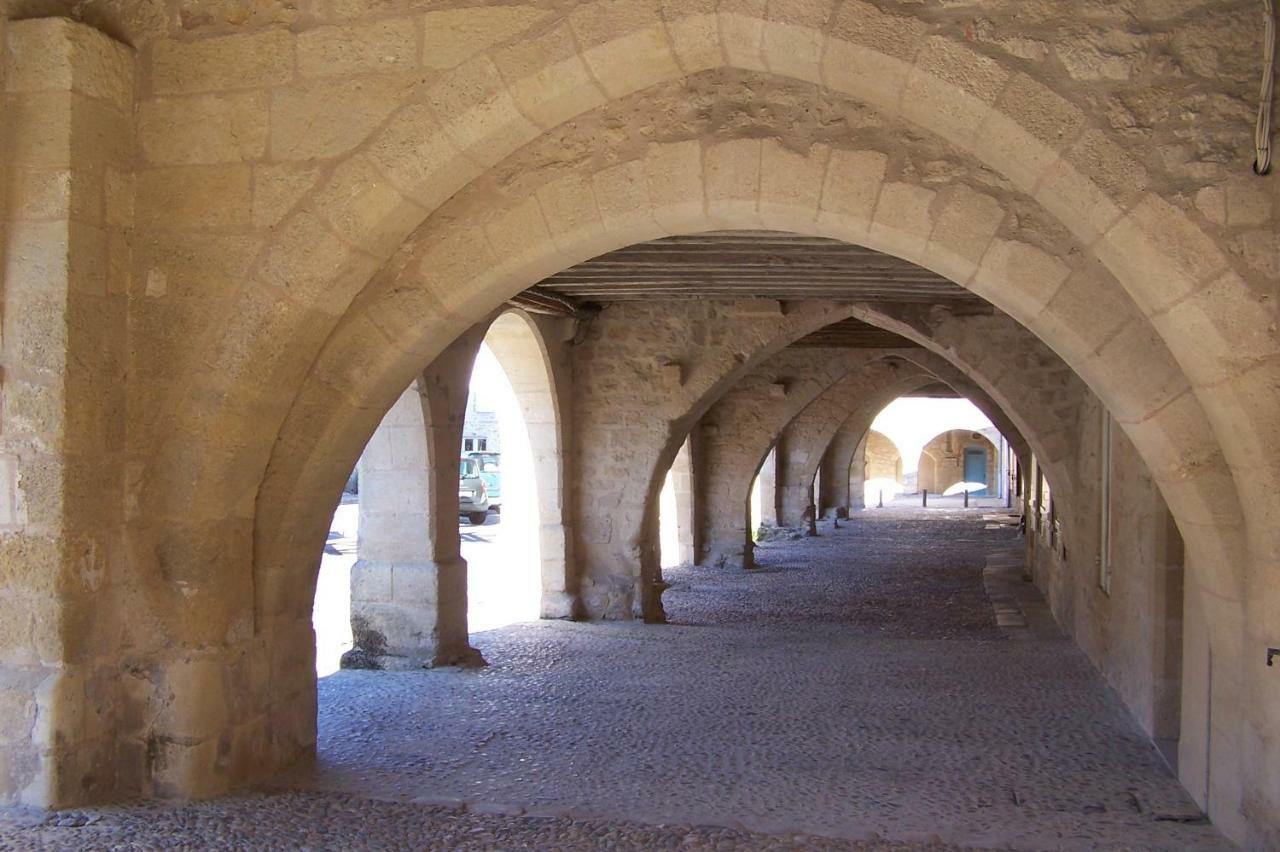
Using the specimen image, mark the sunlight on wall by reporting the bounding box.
[314,501,356,677]
[750,472,762,538]
[659,469,680,568]
[864,398,997,506]
[467,343,541,633]
[870,398,994,477]
[863,477,904,507]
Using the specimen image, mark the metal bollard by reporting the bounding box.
[922,489,928,507]
[964,489,969,508]
[878,489,884,508]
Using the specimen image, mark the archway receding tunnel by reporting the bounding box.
[8,11,1274,848]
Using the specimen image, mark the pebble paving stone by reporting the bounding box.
[0,509,1232,851]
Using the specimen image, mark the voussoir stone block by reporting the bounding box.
[970,239,1070,324]
[661,3,720,75]
[252,162,320,228]
[868,182,935,260]
[922,184,1005,284]
[1096,195,1228,317]
[974,80,1077,195]
[1092,320,1189,423]
[822,1,924,113]
[719,1,768,73]
[1153,272,1280,387]
[759,141,828,227]
[483,195,570,284]
[422,6,550,70]
[491,23,607,130]
[706,138,763,225]
[537,174,606,252]
[425,56,540,169]
[365,104,480,213]
[1031,273,1136,367]
[570,0,682,99]
[645,141,706,230]
[593,160,659,234]
[310,155,427,260]
[818,148,886,237]
[902,37,1008,150]
[761,0,833,81]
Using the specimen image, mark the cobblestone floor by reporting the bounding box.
[1,509,1230,850]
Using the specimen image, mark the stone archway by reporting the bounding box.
[917,429,1000,497]
[862,431,905,505]
[39,11,1266,839]
[345,308,572,670]
[479,310,574,618]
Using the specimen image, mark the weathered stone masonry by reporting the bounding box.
[1,3,1277,847]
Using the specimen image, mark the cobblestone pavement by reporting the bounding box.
[1,509,1230,850]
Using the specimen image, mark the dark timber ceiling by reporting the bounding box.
[790,317,920,349]
[904,382,962,398]
[531,231,987,304]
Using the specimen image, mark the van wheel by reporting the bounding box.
[468,512,488,526]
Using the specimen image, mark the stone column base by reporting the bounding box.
[343,559,484,670]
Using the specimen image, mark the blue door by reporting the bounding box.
[963,447,988,496]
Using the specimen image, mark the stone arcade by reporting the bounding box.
[0,2,1277,848]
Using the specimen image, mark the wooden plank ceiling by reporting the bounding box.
[789,317,920,349]
[532,231,986,305]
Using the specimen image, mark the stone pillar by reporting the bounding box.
[344,328,487,669]
[698,422,757,570]
[849,433,868,511]
[671,434,699,565]
[757,444,779,527]
[818,421,866,518]
[0,19,135,805]
[778,435,818,536]
[483,311,576,619]
[346,387,438,668]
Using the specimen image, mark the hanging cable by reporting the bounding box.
[1256,0,1277,174]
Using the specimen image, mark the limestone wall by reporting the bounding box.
[1027,395,1187,775]
[1,19,138,805]
[917,430,999,495]
[1,2,1277,844]
[864,431,902,488]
